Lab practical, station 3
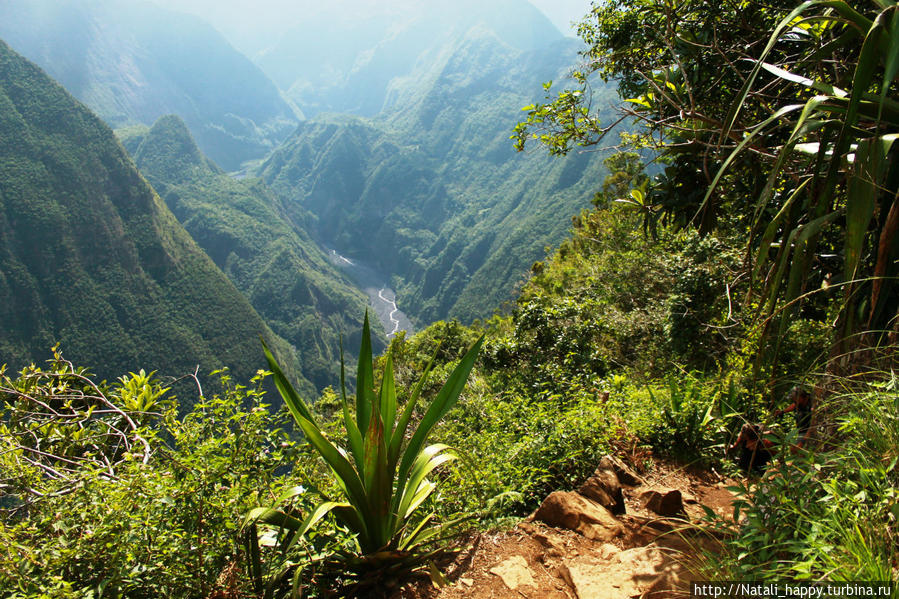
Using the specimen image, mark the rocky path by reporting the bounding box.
[398,456,738,599]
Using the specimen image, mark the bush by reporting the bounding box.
[243,315,483,597]
[0,351,298,598]
[703,373,899,581]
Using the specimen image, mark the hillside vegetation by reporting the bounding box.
[131,115,377,390]
[0,40,303,391]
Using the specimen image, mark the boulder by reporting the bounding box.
[640,487,685,517]
[597,543,620,560]
[534,491,623,542]
[578,465,626,515]
[598,454,644,486]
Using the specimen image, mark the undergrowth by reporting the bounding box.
[700,371,899,583]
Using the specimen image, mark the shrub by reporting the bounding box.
[243,314,483,597]
[0,350,296,598]
[703,373,899,581]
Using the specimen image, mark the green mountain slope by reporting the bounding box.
[0,0,299,171]
[0,39,305,392]
[131,115,376,389]
[261,31,617,324]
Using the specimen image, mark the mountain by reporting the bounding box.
[130,115,376,389]
[0,39,306,393]
[253,0,564,117]
[0,0,299,171]
[260,25,618,324]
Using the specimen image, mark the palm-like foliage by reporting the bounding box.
[244,313,483,597]
[516,0,898,372]
[707,0,899,361]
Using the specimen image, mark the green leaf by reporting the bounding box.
[356,312,375,436]
[396,444,456,520]
[339,338,365,473]
[753,179,811,283]
[289,413,369,535]
[700,103,805,224]
[760,62,848,97]
[244,507,303,533]
[284,501,354,552]
[380,351,397,436]
[362,389,390,549]
[261,339,315,425]
[389,349,437,471]
[395,336,484,498]
[398,513,436,551]
[845,138,881,281]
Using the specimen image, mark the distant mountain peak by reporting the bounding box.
[135,115,219,183]
[0,0,298,171]
[254,0,563,118]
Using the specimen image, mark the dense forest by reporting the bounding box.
[0,39,304,392]
[1,0,897,598]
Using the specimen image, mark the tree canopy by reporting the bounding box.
[515,0,899,371]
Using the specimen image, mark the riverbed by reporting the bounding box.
[326,249,415,339]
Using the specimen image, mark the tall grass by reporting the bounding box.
[702,369,898,583]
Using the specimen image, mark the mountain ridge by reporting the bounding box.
[260,29,617,324]
[254,0,564,118]
[0,39,305,393]
[0,0,299,171]
[131,114,378,389]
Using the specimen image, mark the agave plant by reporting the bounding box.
[244,313,483,597]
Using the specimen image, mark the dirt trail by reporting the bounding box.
[398,457,739,599]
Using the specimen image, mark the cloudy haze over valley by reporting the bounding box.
[149,0,591,54]
[0,0,615,385]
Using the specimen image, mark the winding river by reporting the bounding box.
[326,249,414,339]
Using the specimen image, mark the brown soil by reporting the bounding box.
[394,459,739,599]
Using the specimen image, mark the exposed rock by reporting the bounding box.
[489,555,535,590]
[532,531,565,557]
[561,545,687,599]
[598,454,644,486]
[534,491,623,542]
[628,514,678,533]
[578,464,626,515]
[640,488,685,518]
[598,543,620,560]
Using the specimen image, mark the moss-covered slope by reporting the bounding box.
[0,39,304,393]
[132,115,376,389]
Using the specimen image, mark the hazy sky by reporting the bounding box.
[529,0,593,34]
[150,0,594,49]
